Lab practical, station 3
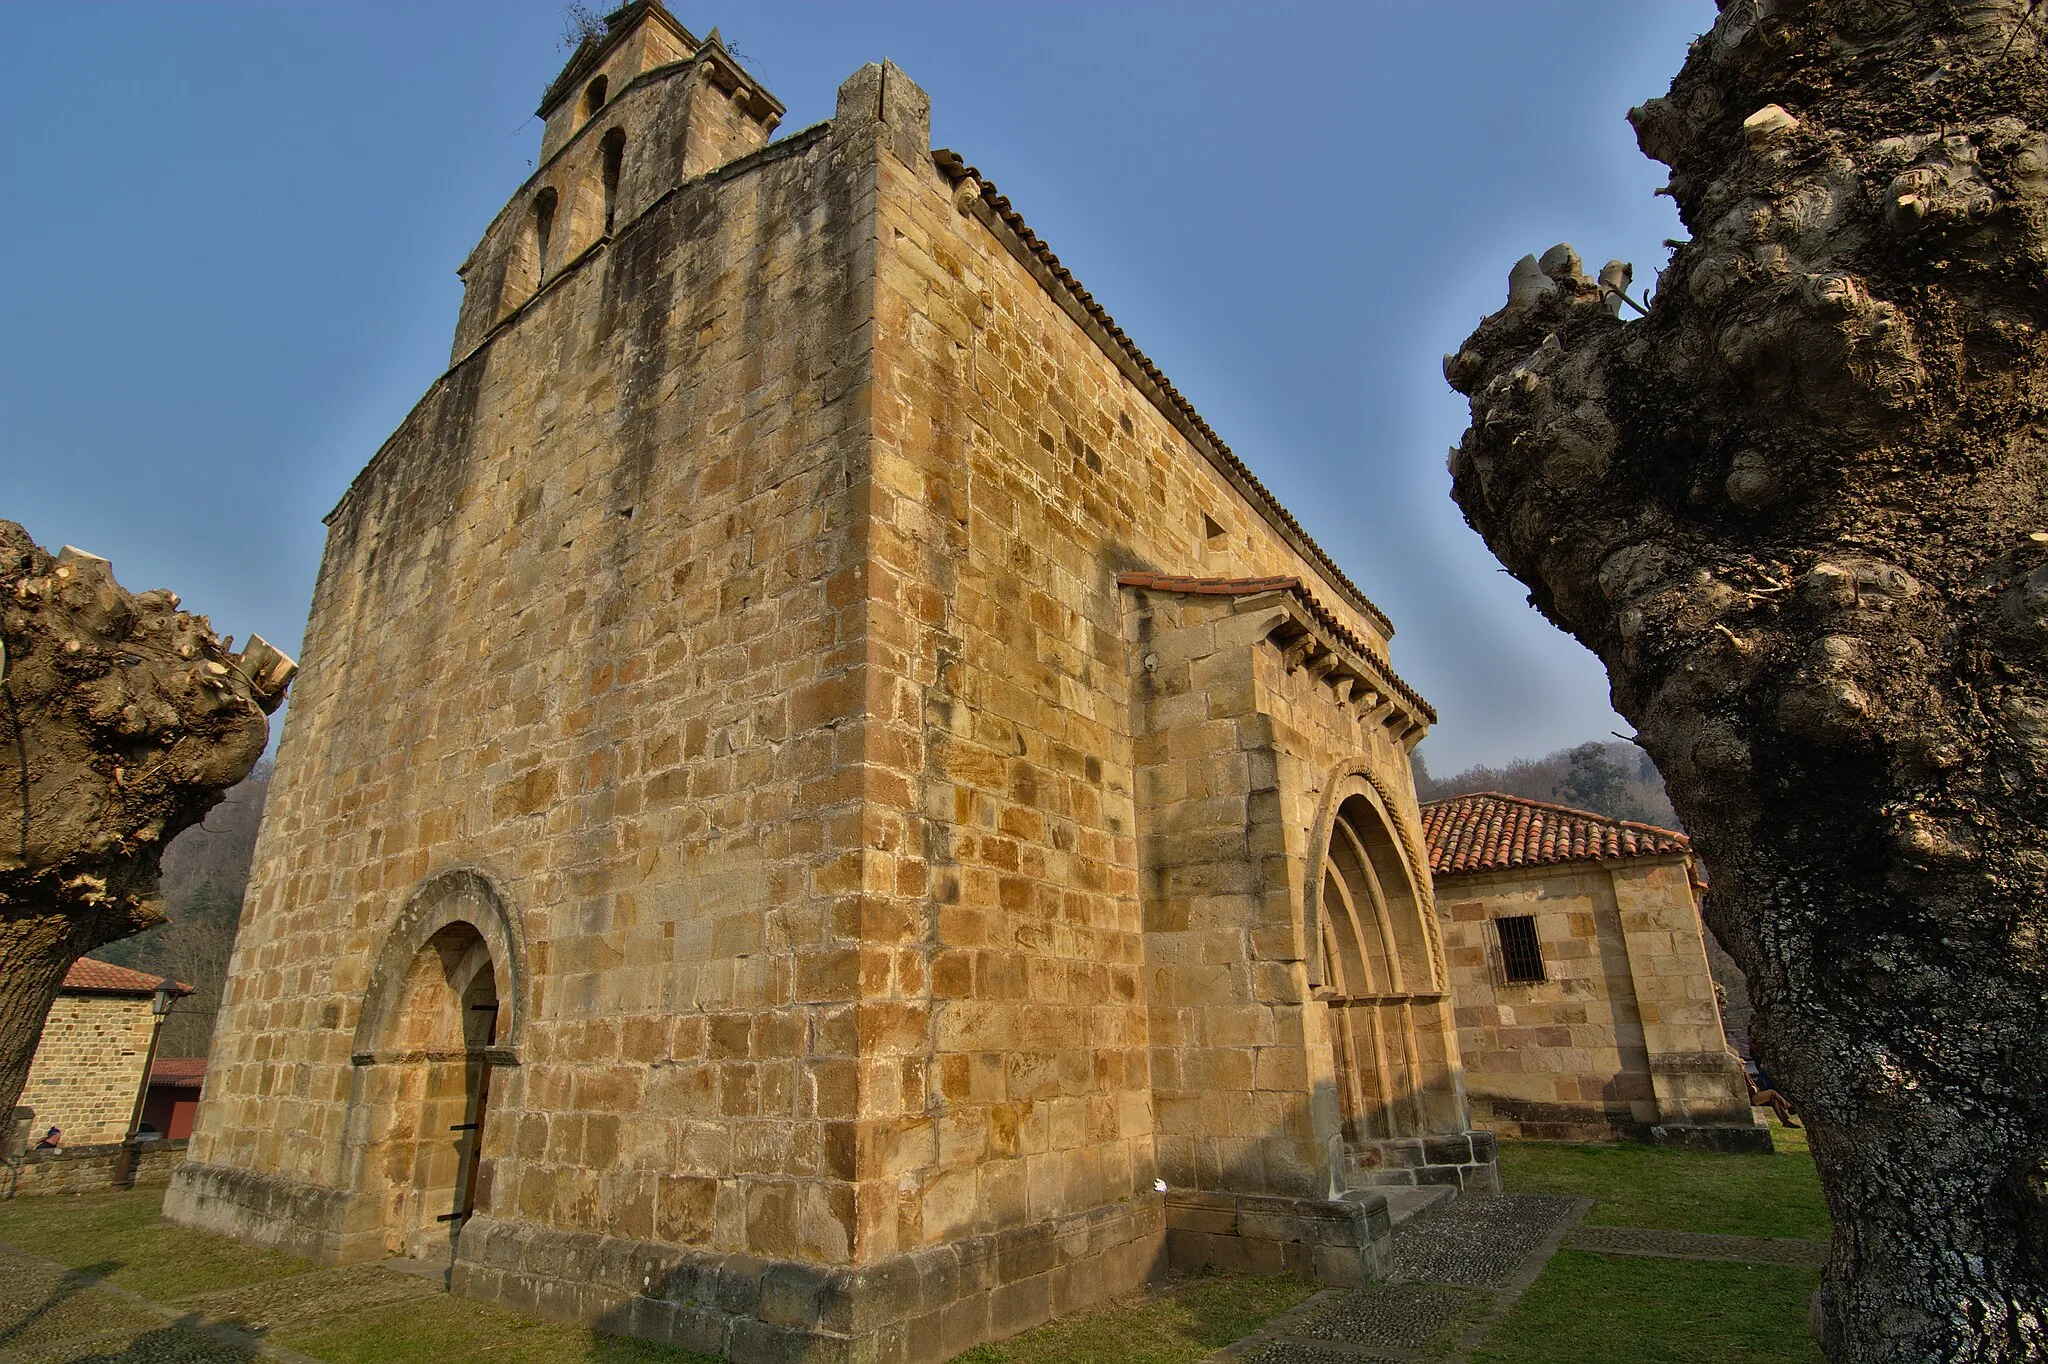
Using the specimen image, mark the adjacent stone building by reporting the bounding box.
[20,958,186,1146]
[167,5,1492,1357]
[1422,792,1763,1149]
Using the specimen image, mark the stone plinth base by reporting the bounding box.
[1651,1123,1775,1155]
[457,1197,1163,1363]
[1468,1097,1655,1144]
[169,1160,1165,1364]
[1163,1188,1394,1287]
[166,1161,391,1264]
[1345,1130,1501,1194]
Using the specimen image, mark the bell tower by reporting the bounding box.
[450,1,785,361]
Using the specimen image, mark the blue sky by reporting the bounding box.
[0,1,1713,774]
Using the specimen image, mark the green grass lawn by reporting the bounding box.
[271,1292,720,1364]
[0,1189,717,1363]
[1472,1250,1824,1364]
[952,1272,1318,1364]
[0,1186,313,1301]
[1499,1119,1831,1241]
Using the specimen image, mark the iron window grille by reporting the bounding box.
[1495,915,1546,984]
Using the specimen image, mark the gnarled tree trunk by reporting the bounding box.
[0,520,293,1128]
[1444,2,2047,1359]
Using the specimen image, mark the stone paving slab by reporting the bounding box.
[1566,1223,1830,1267]
[1390,1194,1583,1289]
[168,1265,440,1334]
[0,1288,166,1355]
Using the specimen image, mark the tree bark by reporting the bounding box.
[0,520,293,1125]
[1444,3,2048,1359]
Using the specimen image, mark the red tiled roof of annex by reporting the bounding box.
[150,1057,208,1087]
[61,958,190,996]
[1420,791,1689,877]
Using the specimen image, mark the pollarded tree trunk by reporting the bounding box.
[1443,2,2048,1359]
[0,520,294,1127]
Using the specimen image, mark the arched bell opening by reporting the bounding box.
[1314,791,1464,1144]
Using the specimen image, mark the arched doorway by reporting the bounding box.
[345,869,522,1261]
[385,922,499,1255]
[1314,791,1463,1144]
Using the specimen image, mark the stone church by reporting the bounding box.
[167,5,1494,1357]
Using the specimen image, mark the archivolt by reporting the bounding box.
[352,867,525,1060]
[1302,763,1446,992]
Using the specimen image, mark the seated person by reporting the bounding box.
[33,1126,62,1150]
[1747,1068,1799,1128]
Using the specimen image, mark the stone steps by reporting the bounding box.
[1368,1184,1458,1228]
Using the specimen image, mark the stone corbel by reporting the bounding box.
[1282,635,1326,674]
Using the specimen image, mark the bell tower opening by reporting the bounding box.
[601,128,626,234]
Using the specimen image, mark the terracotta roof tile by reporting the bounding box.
[1420,792,1689,877]
[61,958,191,996]
[149,1058,207,1086]
[936,149,1394,641]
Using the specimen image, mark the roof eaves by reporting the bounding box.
[936,149,1396,642]
[1116,572,1436,724]
[61,958,194,997]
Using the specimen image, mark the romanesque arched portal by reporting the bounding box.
[1309,783,1467,1153]
[344,869,520,1259]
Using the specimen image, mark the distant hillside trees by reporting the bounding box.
[95,763,269,1058]
[1413,738,1679,828]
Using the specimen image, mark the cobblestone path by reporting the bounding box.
[1214,1194,1590,1363]
[0,1242,437,1363]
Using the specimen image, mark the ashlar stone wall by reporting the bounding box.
[1437,855,1758,1143]
[864,95,1444,1261]
[19,993,156,1146]
[176,84,882,1273]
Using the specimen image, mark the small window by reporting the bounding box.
[600,129,625,234]
[1202,513,1227,547]
[582,75,608,119]
[1496,915,1546,983]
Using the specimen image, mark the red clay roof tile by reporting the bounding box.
[149,1057,208,1086]
[61,958,190,996]
[1420,791,1689,877]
